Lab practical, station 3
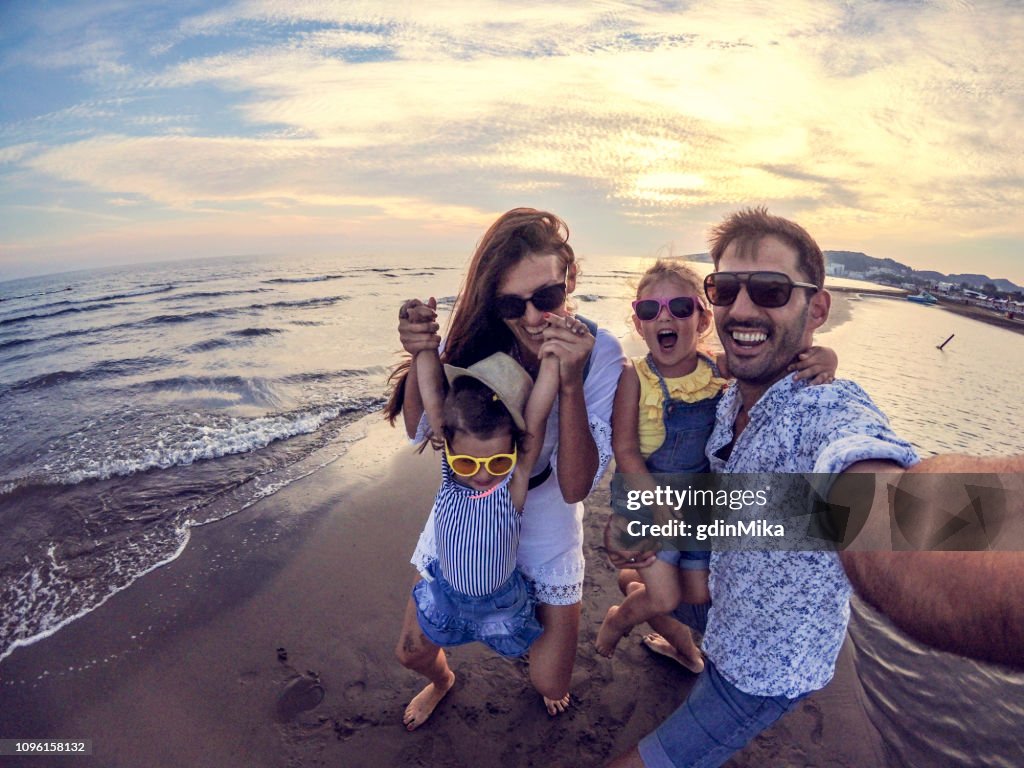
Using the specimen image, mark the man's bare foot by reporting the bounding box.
[544,692,571,715]
[642,633,704,674]
[596,605,629,657]
[403,670,456,731]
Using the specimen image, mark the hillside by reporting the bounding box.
[825,252,1021,292]
[680,250,1019,292]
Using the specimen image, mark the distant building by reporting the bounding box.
[825,263,847,277]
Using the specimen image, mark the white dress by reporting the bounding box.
[412,327,625,605]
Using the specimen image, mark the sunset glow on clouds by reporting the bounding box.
[1,0,1022,281]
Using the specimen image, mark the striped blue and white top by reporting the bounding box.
[433,458,520,597]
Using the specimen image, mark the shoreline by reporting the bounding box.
[936,297,1024,335]
[0,414,883,767]
[828,284,1024,336]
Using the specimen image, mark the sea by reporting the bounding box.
[1,252,1022,764]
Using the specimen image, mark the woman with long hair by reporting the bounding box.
[387,208,625,723]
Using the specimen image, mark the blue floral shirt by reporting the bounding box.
[703,374,919,698]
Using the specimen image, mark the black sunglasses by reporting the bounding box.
[703,271,818,309]
[494,281,567,320]
[631,296,699,322]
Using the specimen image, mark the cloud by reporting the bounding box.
[0,143,39,164]
[1,0,1023,281]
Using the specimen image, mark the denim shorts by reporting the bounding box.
[638,601,805,768]
[638,659,806,768]
[656,549,711,570]
[412,560,543,658]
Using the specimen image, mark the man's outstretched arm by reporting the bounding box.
[839,456,1024,668]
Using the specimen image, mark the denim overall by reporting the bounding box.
[614,354,721,568]
[643,353,720,475]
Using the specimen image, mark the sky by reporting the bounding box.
[1,0,1022,284]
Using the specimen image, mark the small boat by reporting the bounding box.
[907,291,938,305]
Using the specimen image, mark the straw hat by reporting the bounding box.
[444,352,533,430]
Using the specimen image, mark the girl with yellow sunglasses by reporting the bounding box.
[395,311,587,730]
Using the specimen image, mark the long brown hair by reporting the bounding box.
[384,208,575,424]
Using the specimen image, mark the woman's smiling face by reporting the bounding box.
[495,252,574,364]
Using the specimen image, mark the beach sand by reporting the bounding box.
[0,412,886,768]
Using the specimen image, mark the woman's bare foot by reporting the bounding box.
[596,604,629,657]
[403,670,456,731]
[544,692,571,715]
[642,633,704,674]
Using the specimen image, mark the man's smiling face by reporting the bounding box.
[713,235,828,391]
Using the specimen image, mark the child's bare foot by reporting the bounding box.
[642,633,705,674]
[403,670,456,731]
[544,692,571,715]
[596,604,629,657]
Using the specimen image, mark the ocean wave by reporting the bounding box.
[122,373,272,394]
[2,285,176,319]
[0,301,129,327]
[155,288,270,302]
[2,296,346,353]
[0,297,76,315]
[0,285,77,302]
[79,284,176,303]
[76,284,176,304]
[0,336,37,353]
[140,309,234,326]
[230,327,282,337]
[144,296,348,325]
[280,365,388,384]
[182,338,233,353]
[252,296,349,310]
[0,357,176,396]
[0,410,377,663]
[181,328,284,353]
[0,403,372,493]
[263,274,348,284]
[0,522,192,665]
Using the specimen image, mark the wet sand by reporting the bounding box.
[0,415,885,767]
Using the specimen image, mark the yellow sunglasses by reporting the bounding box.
[444,440,517,477]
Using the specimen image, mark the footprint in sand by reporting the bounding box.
[274,671,326,723]
[344,680,366,702]
[802,700,825,745]
[333,714,373,740]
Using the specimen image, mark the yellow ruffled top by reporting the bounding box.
[635,355,729,458]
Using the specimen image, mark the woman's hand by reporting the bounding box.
[539,313,594,386]
[603,515,658,570]
[398,298,440,356]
